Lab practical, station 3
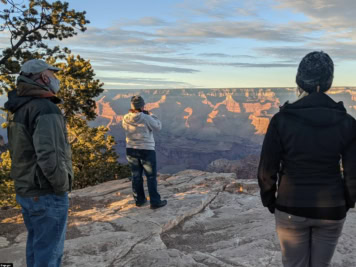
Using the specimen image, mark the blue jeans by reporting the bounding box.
[16,193,69,267]
[126,148,161,205]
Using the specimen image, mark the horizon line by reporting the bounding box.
[103,86,356,90]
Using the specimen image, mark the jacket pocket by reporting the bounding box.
[34,167,42,189]
[34,165,51,190]
[29,196,47,216]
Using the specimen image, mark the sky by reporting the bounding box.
[2,0,356,89]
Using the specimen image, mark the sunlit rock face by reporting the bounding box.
[93,88,356,173]
[2,170,355,266]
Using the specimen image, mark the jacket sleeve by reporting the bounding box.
[144,114,162,131]
[342,121,356,207]
[122,117,128,131]
[32,113,69,195]
[258,115,282,207]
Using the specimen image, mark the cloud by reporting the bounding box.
[64,26,161,48]
[276,0,356,20]
[177,0,259,19]
[275,0,356,30]
[102,53,204,65]
[259,46,312,61]
[156,21,309,42]
[100,76,197,89]
[121,17,169,27]
[70,49,204,74]
[198,53,256,58]
[224,62,297,68]
[76,48,294,74]
[259,41,356,63]
[39,0,356,87]
[176,0,237,19]
[93,61,198,74]
[66,13,315,53]
[68,26,212,50]
[0,30,11,49]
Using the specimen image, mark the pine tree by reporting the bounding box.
[0,0,89,93]
[69,120,131,189]
[0,151,16,207]
[0,1,130,206]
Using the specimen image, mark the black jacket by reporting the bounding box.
[5,88,73,197]
[258,92,356,210]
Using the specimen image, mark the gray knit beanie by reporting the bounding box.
[131,95,145,110]
[296,51,334,93]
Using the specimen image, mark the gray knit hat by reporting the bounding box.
[20,59,61,75]
[296,51,334,93]
[131,95,145,109]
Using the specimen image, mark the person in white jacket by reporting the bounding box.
[122,95,167,209]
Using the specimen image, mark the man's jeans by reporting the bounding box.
[126,148,161,205]
[275,209,345,267]
[16,193,69,267]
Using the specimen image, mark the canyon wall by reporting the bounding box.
[93,87,356,173]
[2,87,356,174]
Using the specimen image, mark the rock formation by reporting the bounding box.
[2,87,356,173]
[93,88,356,173]
[207,155,260,179]
[1,170,355,266]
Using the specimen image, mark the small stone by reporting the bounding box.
[15,232,27,243]
[0,237,9,248]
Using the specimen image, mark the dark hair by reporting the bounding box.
[129,108,143,113]
[130,95,145,110]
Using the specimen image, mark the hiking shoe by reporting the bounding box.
[150,200,167,209]
[136,199,147,207]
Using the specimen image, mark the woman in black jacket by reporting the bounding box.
[258,51,356,267]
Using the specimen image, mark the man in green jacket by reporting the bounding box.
[4,59,73,267]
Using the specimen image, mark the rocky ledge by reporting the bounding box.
[1,170,356,266]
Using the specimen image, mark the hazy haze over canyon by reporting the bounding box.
[92,87,356,174]
[1,87,356,175]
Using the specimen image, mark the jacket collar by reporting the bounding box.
[4,76,62,113]
[280,92,347,127]
[281,92,346,112]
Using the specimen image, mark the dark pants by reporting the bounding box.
[275,209,345,267]
[126,148,161,205]
[16,193,69,267]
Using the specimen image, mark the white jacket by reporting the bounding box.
[122,112,162,150]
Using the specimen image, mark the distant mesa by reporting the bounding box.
[2,87,356,173]
[207,155,259,179]
[95,96,122,128]
[91,87,356,173]
[183,107,193,128]
[145,95,166,111]
[207,110,219,123]
[249,115,270,135]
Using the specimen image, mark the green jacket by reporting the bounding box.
[5,77,73,197]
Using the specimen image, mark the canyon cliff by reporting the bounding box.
[93,88,356,174]
[1,87,356,174]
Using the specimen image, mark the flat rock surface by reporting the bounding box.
[1,170,356,266]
